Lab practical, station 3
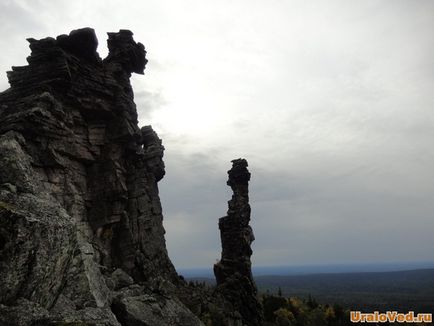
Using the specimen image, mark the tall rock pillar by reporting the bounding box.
[214,159,263,326]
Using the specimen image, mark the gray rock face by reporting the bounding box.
[112,293,203,326]
[214,159,263,326]
[0,28,200,325]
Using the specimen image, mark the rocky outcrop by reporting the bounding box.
[0,27,201,325]
[0,28,264,326]
[214,159,263,326]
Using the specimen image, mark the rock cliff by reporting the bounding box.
[0,28,262,326]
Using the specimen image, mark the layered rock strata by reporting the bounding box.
[0,27,201,325]
[214,159,263,326]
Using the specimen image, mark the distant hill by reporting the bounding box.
[188,268,434,313]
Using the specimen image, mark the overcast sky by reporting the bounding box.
[1,0,433,269]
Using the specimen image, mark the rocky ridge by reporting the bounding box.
[0,28,262,325]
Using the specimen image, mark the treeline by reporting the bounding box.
[262,292,352,326]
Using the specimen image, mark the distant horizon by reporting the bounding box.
[178,259,434,270]
[177,260,434,278]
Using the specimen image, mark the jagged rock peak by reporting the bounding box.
[55,27,101,64]
[214,158,263,326]
[105,29,147,74]
[25,27,146,72]
[227,158,251,187]
[4,27,146,98]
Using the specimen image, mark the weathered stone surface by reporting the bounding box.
[214,159,263,326]
[110,268,135,291]
[0,132,76,309]
[112,292,203,326]
[0,299,49,326]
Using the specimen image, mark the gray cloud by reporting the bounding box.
[134,89,166,121]
[0,1,47,91]
[161,147,434,268]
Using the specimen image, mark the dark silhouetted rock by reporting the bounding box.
[214,159,263,326]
